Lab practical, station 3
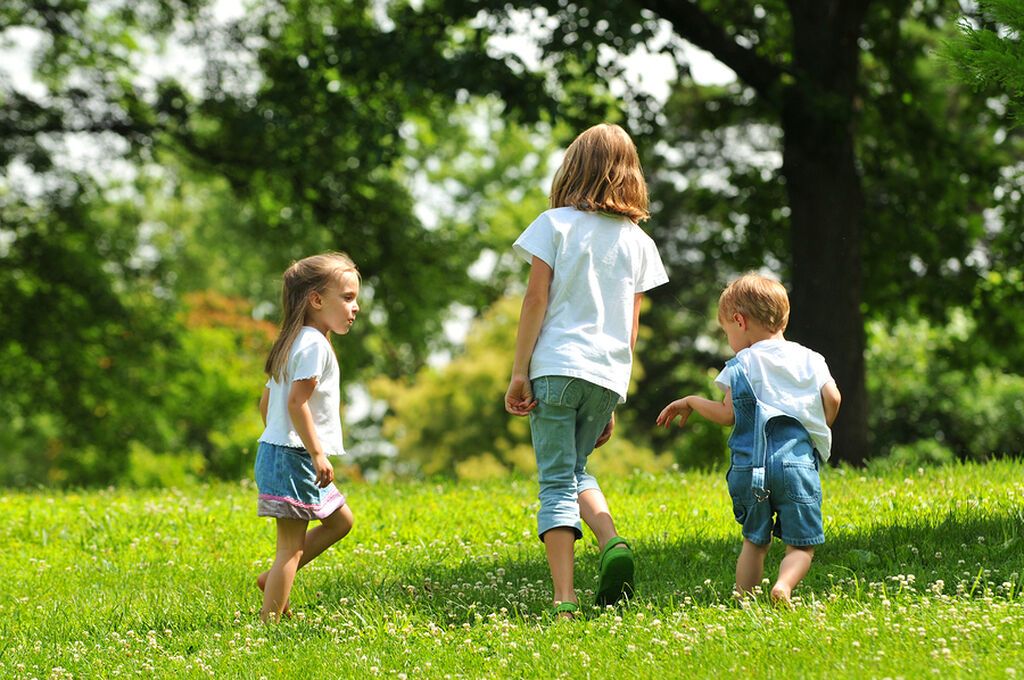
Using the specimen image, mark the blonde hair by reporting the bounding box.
[718,273,790,333]
[549,123,650,223]
[265,252,359,381]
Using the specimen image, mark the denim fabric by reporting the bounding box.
[725,359,824,547]
[254,441,346,520]
[529,376,617,541]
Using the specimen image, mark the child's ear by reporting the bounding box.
[308,290,323,310]
[733,312,747,330]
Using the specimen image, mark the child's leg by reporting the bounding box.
[578,488,618,549]
[575,391,619,551]
[302,504,354,563]
[258,505,354,598]
[771,545,814,604]
[542,527,577,605]
[735,538,770,594]
[530,379,586,606]
[261,518,308,622]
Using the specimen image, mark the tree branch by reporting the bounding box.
[643,0,785,108]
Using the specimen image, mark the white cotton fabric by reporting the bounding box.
[715,338,835,460]
[259,326,346,456]
[513,207,669,403]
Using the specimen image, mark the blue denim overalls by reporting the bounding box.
[724,357,825,547]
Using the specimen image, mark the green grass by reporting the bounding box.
[2,462,1023,678]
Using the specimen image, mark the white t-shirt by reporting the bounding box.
[715,339,835,460]
[513,207,669,402]
[259,326,346,456]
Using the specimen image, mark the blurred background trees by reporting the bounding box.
[1,0,1021,486]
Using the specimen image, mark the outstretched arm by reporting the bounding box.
[657,389,735,429]
[505,257,553,416]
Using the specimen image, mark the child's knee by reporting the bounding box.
[743,538,771,555]
[329,505,354,538]
[786,544,815,559]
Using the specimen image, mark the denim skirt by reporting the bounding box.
[254,441,346,521]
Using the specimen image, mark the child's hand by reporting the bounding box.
[595,412,615,447]
[505,375,537,416]
[312,453,335,488]
[656,398,693,429]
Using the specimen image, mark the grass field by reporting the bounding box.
[2,461,1023,678]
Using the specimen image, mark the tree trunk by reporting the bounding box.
[781,1,871,465]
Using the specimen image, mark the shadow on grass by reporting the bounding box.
[306,507,1023,621]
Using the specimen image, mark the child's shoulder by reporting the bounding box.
[743,340,830,376]
[291,327,330,354]
[540,206,635,226]
[537,206,588,226]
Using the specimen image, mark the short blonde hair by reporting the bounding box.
[718,273,790,333]
[549,123,650,223]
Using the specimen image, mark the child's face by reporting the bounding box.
[309,271,360,336]
[719,309,749,353]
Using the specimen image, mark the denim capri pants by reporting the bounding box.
[528,375,618,541]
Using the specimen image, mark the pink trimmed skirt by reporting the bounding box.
[254,441,346,521]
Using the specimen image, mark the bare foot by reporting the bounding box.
[770,585,793,608]
[257,571,292,618]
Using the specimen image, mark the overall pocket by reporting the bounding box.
[726,465,754,522]
[783,461,821,504]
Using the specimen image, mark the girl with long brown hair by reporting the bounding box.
[255,252,360,622]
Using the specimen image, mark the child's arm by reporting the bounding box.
[259,387,269,426]
[287,377,334,488]
[821,380,841,426]
[630,293,643,351]
[657,389,735,428]
[505,256,553,416]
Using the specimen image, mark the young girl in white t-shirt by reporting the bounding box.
[505,124,669,618]
[255,252,360,622]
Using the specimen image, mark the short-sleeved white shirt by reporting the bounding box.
[259,326,346,456]
[513,207,669,402]
[715,339,835,460]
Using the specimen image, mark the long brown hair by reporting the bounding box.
[549,123,650,223]
[264,252,359,381]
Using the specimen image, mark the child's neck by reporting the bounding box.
[304,316,330,337]
[743,327,784,350]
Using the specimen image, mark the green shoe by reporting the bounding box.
[552,601,580,620]
[595,537,634,607]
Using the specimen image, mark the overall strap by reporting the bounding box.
[728,358,770,502]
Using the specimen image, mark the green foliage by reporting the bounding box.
[371,296,534,478]
[868,439,956,473]
[164,292,275,479]
[123,442,205,489]
[866,311,1024,461]
[1,466,1023,676]
[0,182,271,486]
[0,185,180,486]
[3,0,1024,483]
[949,0,1024,120]
[370,296,679,477]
